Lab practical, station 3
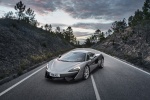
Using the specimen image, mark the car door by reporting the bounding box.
[87,52,97,72]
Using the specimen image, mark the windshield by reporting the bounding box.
[59,52,86,62]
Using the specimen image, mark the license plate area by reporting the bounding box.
[50,73,60,77]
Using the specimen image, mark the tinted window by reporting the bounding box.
[59,52,86,62]
[89,52,95,57]
[86,55,90,61]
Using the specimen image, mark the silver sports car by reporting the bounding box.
[45,50,104,81]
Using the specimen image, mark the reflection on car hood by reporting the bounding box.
[48,59,82,73]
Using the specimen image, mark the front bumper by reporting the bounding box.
[45,70,78,79]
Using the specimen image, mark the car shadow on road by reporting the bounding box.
[91,67,104,74]
[45,78,83,84]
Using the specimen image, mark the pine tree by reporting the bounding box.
[94,29,101,42]
[132,9,143,25]
[4,11,14,19]
[128,16,133,26]
[48,24,52,32]
[25,8,35,23]
[142,0,150,20]
[44,24,49,31]
[14,1,26,20]
[55,27,61,34]
[108,29,112,36]
[112,18,127,33]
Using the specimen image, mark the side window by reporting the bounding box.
[89,52,95,57]
[86,55,90,61]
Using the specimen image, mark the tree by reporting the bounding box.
[31,20,39,27]
[3,11,14,19]
[112,18,127,33]
[111,19,127,45]
[128,16,133,26]
[133,9,143,26]
[99,32,105,41]
[14,1,26,20]
[73,37,77,45]
[62,26,77,45]
[44,24,49,31]
[107,29,112,36]
[89,35,95,43]
[55,26,61,34]
[142,0,150,20]
[66,26,73,43]
[93,29,105,42]
[56,26,64,39]
[41,26,43,29]
[25,8,35,23]
[48,24,52,32]
[128,9,143,27]
[62,29,66,39]
[94,29,101,43]
[84,38,92,47]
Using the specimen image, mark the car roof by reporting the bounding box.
[71,50,90,53]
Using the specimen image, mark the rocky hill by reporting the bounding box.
[92,22,150,71]
[0,19,73,80]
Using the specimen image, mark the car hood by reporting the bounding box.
[47,59,82,73]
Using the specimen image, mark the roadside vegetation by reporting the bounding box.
[0,1,75,81]
[91,0,150,71]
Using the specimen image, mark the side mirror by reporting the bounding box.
[58,55,61,58]
[90,57,93,60]
[94,54,97,58]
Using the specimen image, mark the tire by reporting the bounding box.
[98,58,104,68]
[45,72,49,78]
[83,66,90,80]
[45,72,53,79]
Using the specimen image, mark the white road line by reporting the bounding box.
[101,52,150,76]
[0,66,46,97]
[91,75,101,100]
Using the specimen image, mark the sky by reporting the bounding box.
[0,0,145,44]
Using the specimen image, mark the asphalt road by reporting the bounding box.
[0,48,150,100]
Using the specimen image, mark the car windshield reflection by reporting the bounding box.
[58,52,86,62]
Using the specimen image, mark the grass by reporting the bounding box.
[30,54,47,63]
[0,48,72,82]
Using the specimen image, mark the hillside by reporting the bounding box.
[0,19,73,80]
[92,21,150,71]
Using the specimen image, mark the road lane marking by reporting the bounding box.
[0,66,46,97]
[101,52,150,76]
[91,75,101,100]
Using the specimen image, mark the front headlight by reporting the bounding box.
[46,60,53,70]
[69,66,80,72]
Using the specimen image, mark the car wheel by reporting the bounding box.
[45,72,49,78]
[83,66,90,80]
[98,58,104,68]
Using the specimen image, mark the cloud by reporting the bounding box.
[61,0,144,20]
[51,23,68,27]
[73,22,112,32]
[73,31,93,37]
[0,0,144,21]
